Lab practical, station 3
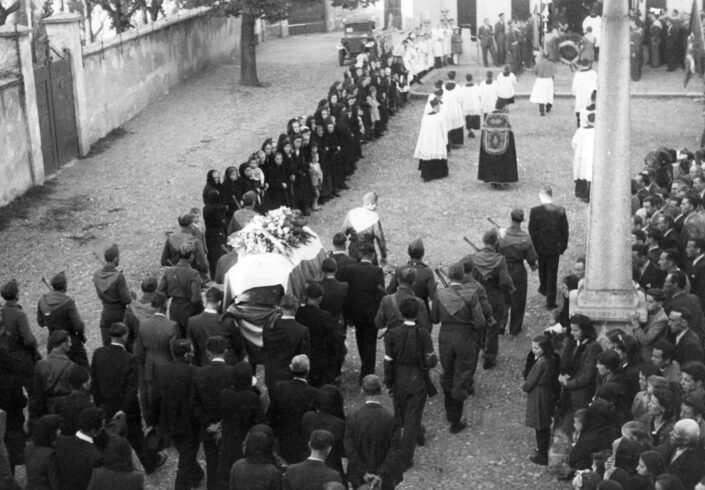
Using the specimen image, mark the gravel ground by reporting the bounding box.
[0,30,702,489]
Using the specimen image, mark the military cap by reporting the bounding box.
[48,330,69,348]
[407,238,424,258]
[50,271,67,290]
[242,191,257,206]
[141,276,158,293]
[104,244,120,263]
[510,208,524,222]
[178,214,194,227]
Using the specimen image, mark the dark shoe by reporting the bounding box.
[530,454,548,466]
[546,303,558,310]
[546,104,552,113]
[540,112,545,116]
[146,453,168,474]
[467,386,475,396]
[449,422,467,434]
[483,360,496,370]
[537,287,546,296]
[339,183,350,190]
[417,426,426,446]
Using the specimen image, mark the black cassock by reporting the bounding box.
[477,111,518,185]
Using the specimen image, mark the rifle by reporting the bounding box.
[434,268,449,288]
[463,236,480,251]
[486,217,501,228]
[40,277,52,291]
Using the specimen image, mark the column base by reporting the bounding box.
[569,285,644,325]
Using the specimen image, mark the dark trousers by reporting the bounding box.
[575,112,581,128]
[393,386,427,467]
[538,103,553,115]
[355,323,377,382]
[172,434,203,490]
[169,298,198,338]
[507,264,528,335]
[537,254,560,307]
[439,330,476,400]
[481,43,496,67]
[126,417,159,473]
[443,391,465,425]
[536,427,551,458]
[203,439,219,490]
[99,305,127,346]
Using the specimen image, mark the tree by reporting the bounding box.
[0,0,20,26]
[93,0,142,33]
[330,0,374,8]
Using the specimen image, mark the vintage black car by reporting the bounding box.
[337,15,378,66]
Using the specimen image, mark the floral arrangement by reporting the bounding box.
[228,207,314,256]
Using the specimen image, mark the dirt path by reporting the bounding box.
[1,30,702,489]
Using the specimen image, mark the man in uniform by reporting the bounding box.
[93,244,132,346]
[37,271,88,366]
[158,242,204,337]
[386,238,437,317]
[226,191,259,236]
[529,184,569,309]
[384,298,437,471]
[431,263,485,434]
[376,267,431,334]
[161,214,209,279]
[471,229,515,369]
[498,209,538,336]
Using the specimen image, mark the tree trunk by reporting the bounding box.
[240,12,260,86]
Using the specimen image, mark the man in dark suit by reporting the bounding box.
[189,336,236,490]
[478,18,496,67]
[148,339,203,490]
[656,214,683,253]
[187,287,244,367]
[633,244,666,290]
[55,406,104,490]
[344,375,401,490]
[494,13,507,65]
[330,232,357,280]
[54,364,94,436]
[268,355,320,465]
[667,306,705,365]
[646,228,664,265]
[295,283,340,388]
[91,322,166,474]
[284,429,342,489]
[338,242,385,382]
[319,258,349,379]
[263,294,311,393]
[685,238,705,308]
[134,292,178,416]
[528,184,569,309]
[664,419,705,489]
[386,238,437,317]
[664,271,704,338]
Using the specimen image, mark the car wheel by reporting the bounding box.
[338,49,346,66]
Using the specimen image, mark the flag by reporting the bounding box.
[684,0,705,87]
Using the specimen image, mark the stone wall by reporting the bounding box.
[0,77,35,205]
[81,9,241,146]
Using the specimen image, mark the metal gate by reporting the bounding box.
[288,0,327,35]
[34,47,79,176]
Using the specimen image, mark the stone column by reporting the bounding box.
[570,0,644,325]
[43,12,90,157]
[0,24,45,186]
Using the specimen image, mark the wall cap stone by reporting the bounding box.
[0,24,31,38]
[43,12,82,24]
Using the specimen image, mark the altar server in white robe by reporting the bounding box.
[461,74,482,138]
[443,76,466,148]
[414,97,449,182]
[478,70,499,118]
[571,59,597,128]
[572,109,595,202]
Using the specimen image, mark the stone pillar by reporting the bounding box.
[0,24,45,185]
[43,12,90,157]
[570,0,644,326]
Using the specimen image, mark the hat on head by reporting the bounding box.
[109,322,128,338]
[408,238,424,257]
[178,214,194,227]
[243,191,257,206]
[50,271,67,290]
[104,244,120,263]
[0,279,19,299]
[179,241,195,257]
[141,276,158,293]
[48,330,69,349]
[290,354,310,374]
[510,208,524,222]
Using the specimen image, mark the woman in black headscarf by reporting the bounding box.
[86,436,144,490]
[202,189,228,277]
[221,166,243,218]
[25,414,62,490]
[569,399,620,471]
[217,363,264,489]
[203,169,223,205]
[231,427,283,490]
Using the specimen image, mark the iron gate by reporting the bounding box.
[34,46,79,175]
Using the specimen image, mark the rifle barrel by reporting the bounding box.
[463,236,479,251]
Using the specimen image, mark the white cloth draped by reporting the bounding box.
[529,77,554,105]
[572,126,595,181]
[571,69,598,112]
[414,111,448,160]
